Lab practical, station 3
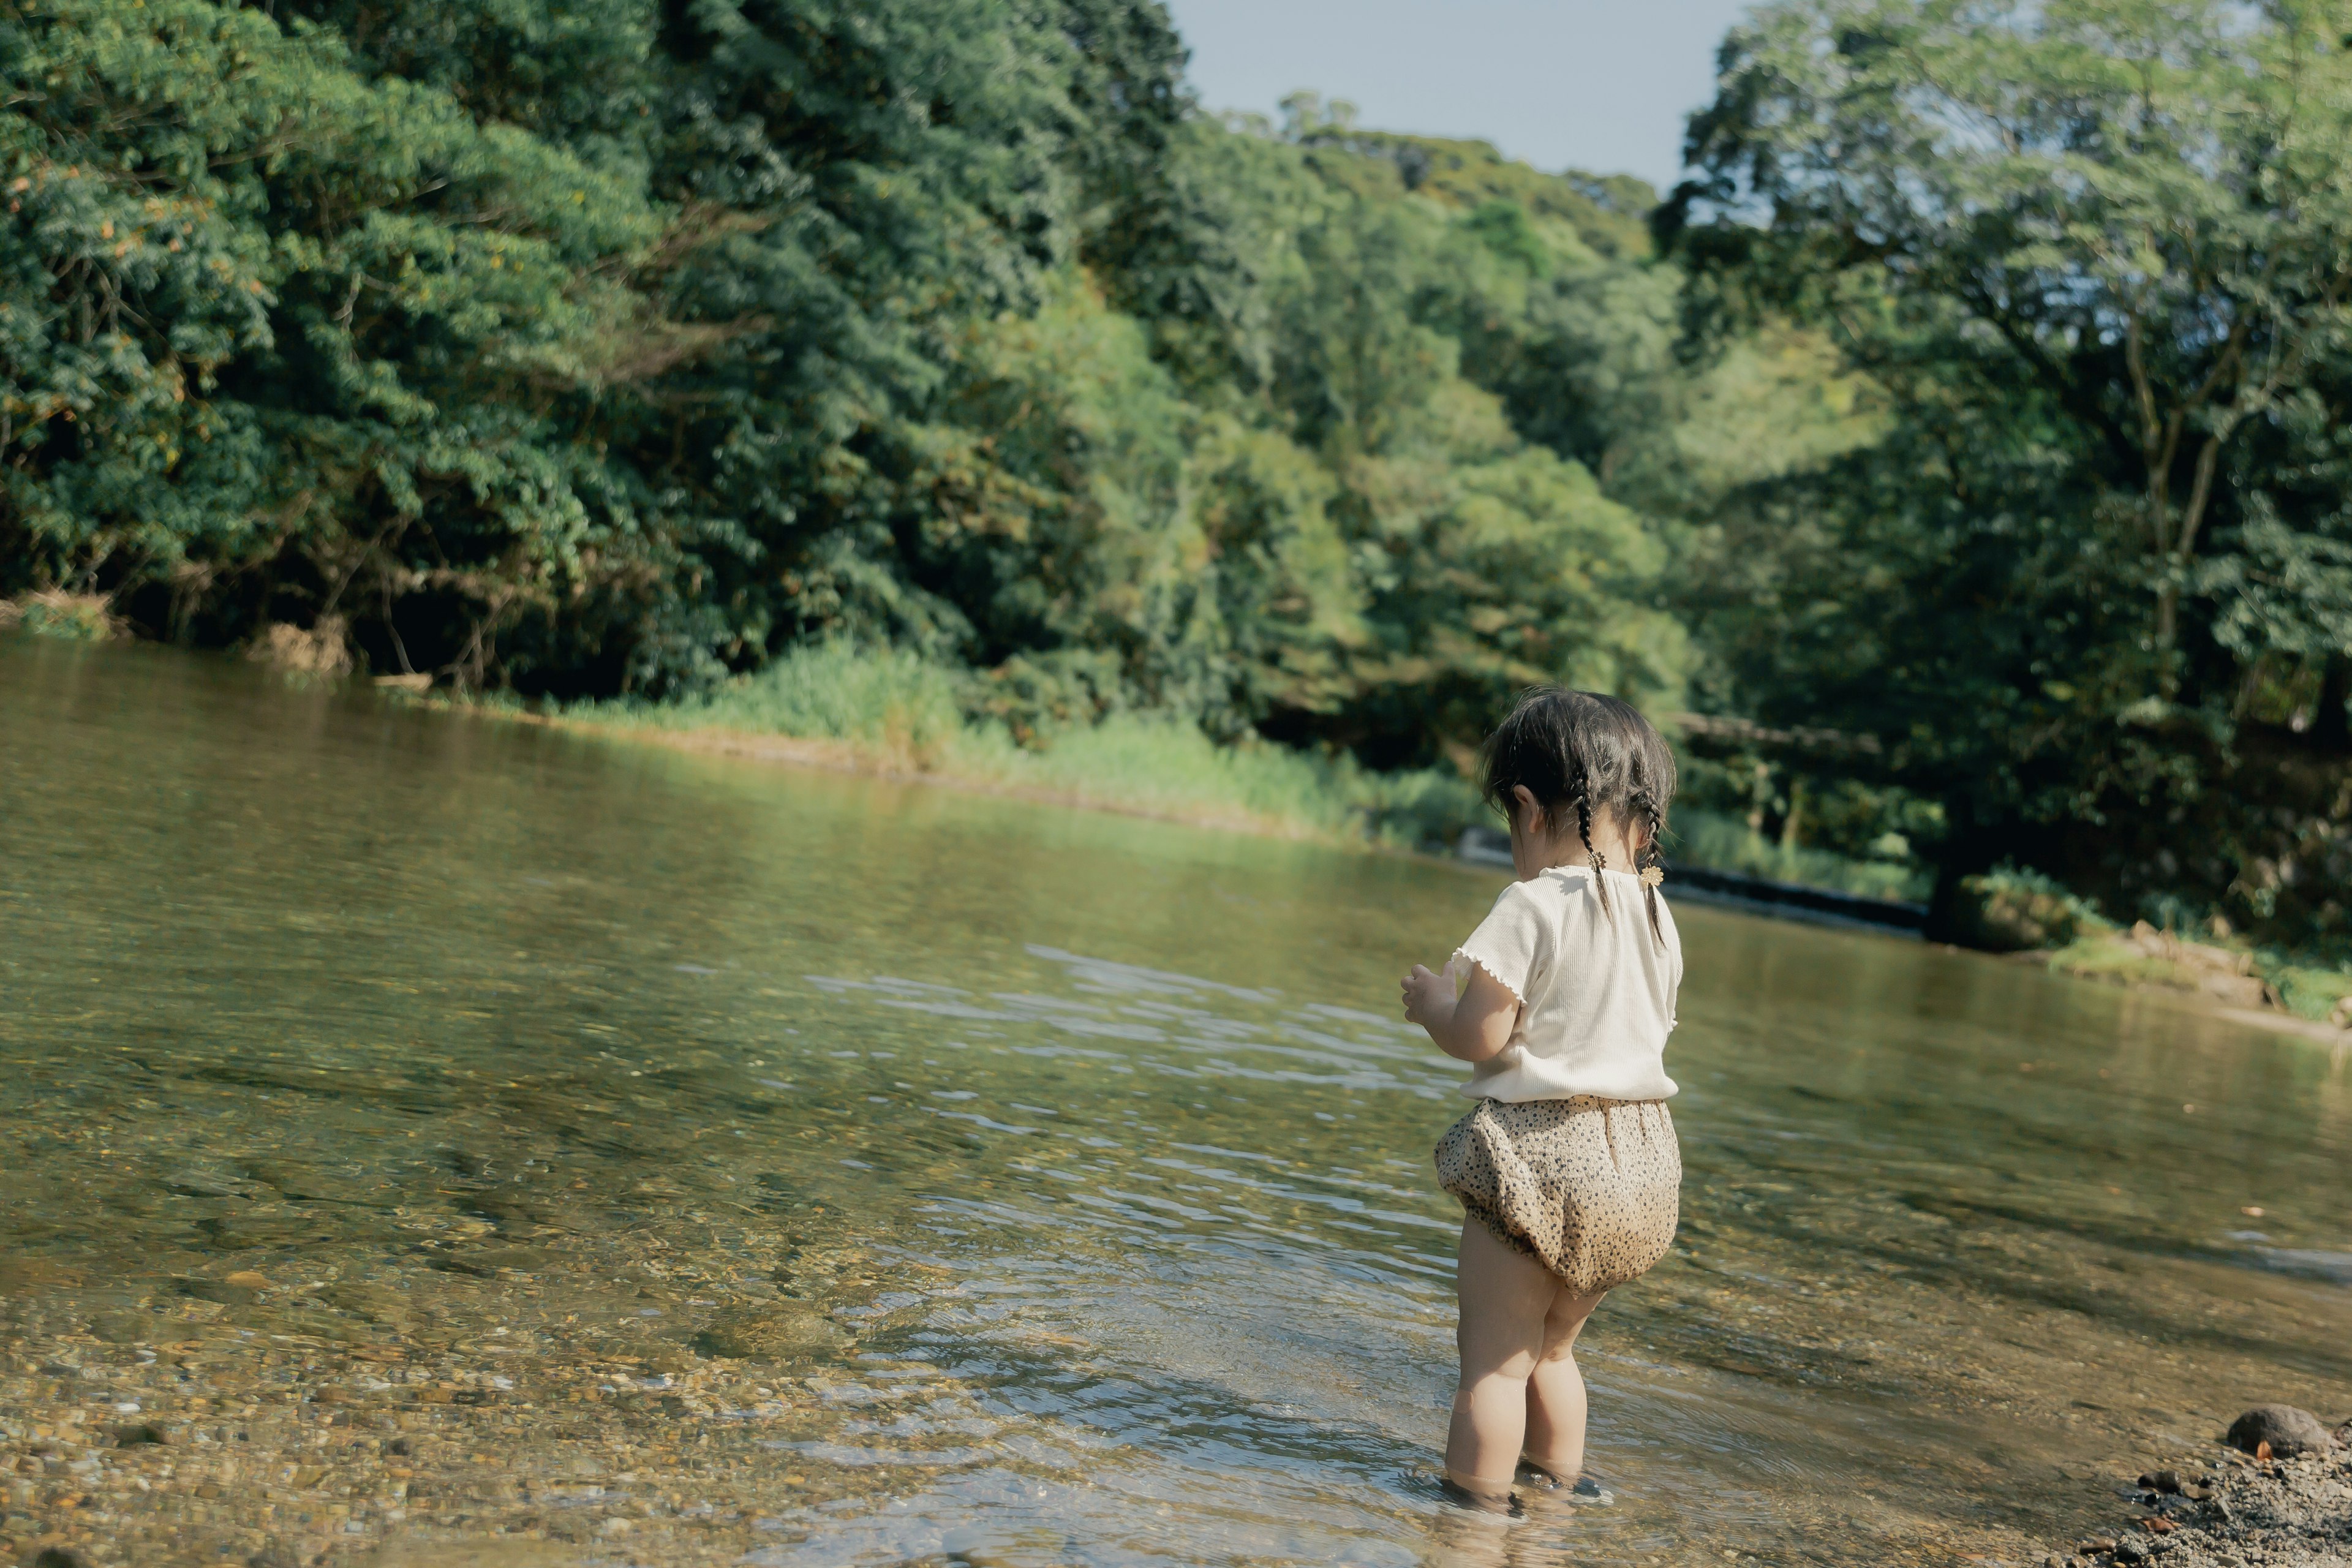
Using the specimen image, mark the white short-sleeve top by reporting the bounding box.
[1450,865,1682,1102]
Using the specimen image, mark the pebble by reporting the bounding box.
[2223,1404,2333,1459]
[2065,1434,2352,1568]
[0,1225,909,1567]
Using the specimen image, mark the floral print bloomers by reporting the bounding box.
[1434,1096,1681,1295]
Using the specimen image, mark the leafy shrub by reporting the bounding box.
[1951,867,2110,953]
[4,590,120,640]
[1668,806,1930,902]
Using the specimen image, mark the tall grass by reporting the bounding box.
[561,644,1929,895]
[603,643,971,762]
[565,643,1479,843]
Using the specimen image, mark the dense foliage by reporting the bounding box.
[0,0,1693,771]
[1666,0,2352,941]
[2,0,2347,943]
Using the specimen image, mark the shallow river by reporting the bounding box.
[2,636,2349,1568]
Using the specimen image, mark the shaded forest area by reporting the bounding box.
[1,0,2348,949]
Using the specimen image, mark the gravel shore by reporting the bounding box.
[2053,1428,2351,1568]
[0,1249,891,1568]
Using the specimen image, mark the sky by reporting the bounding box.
[1158,0,1760,193]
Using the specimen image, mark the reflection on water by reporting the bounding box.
[2,635,2348,1567]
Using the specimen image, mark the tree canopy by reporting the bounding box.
[1665,0,2352,940]
[0,0,1692,767]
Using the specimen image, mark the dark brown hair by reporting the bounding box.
[1479,686,1677,940]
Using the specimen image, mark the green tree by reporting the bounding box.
[0,0,1700,832]
[1667,0,2352,938]
[0,0,666,680]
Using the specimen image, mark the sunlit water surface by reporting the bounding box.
[2,638,2348,1567]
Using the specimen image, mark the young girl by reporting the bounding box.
[1400,687,1684,1502]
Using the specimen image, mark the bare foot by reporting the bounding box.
[1515,1457,1568,1488]
[1441,1469,1521,1515]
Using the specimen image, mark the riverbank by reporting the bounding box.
[0,605,1936,891]
[466,639,1487,845]
[1959,871,2352,1042]
[18,614,2345,1030]
[2053,1419,2350,1568]
[427,657,2352,1042]
[424,640,1929,888]
[2045,927,2352,1046]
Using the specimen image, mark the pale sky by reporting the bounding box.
[1160,0,1762,192]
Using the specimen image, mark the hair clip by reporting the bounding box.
[1639,865,1665,889]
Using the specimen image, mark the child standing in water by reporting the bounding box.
[1401,687,1684,1502]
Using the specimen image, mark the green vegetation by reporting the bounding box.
[2265,963,2352,1028]
[2041,927,2352,1029]
[1668,0,2352,946]
[0,0,2346,966]
[543,642,1921,894]
[0,587,115,639]
[1668,808,1928,904]
[0,2,1687,752]
[1954,867,2351,1028]
[556,641,1480,843]
[1948,867,2109,954]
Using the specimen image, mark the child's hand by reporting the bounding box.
[1399,963,1453,1028]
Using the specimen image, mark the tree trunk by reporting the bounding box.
[2313,654,2351,753]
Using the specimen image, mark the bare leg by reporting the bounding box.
[1521,1283,1605,1482]
[1444,1219,1558,1498]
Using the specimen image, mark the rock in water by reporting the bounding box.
[88,1310,149,1344]
[2225,1404,2333,1458]
[690,1303,845,1362]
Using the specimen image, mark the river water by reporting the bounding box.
[2,636,2348,1567]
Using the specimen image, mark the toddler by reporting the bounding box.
[1400,687,1684,1502]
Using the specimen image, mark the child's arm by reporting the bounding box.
[1400,961,1519,1063]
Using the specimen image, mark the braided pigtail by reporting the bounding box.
[1634,792,1667,944]
[1574,786,1613,918]
[1477,686,1675,939]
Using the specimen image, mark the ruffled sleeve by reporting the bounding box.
[1452,880,1547,1005]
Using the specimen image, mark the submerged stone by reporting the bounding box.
[172,1275,260,1306]
[88,1310,150,1344]
[464,1245,551,1272]
[691,1304,845,1362]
